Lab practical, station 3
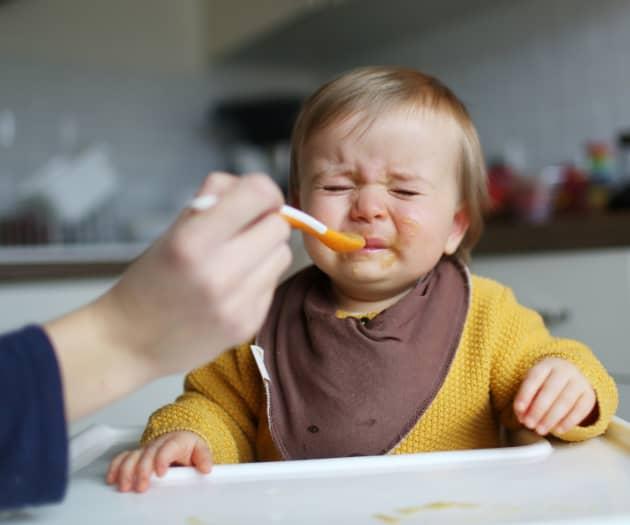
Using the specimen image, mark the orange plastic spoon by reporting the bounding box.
[189,195,365,253]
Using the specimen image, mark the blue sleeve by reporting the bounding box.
[0,325,68,510]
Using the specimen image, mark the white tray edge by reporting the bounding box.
[69,423,553,483]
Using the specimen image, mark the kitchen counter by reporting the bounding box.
[2,212,630,280]
[0,243,147,280]
[476,211,630,255]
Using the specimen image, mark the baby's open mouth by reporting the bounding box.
[362,238,389,250]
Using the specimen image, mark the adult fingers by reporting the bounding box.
[204,212,291,294]
[170,172,239,229]
[208,241,292,346]
[224,211,291,264]
[185,173,285,245]
[194,172,240,199]
[230,239,292,312]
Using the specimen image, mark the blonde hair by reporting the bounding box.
[289,66,489,262]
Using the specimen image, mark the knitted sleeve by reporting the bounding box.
[486,284,618,442]
[141,342,263,464]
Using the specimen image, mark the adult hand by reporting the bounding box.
[46,172,292,420]
[107,171,292,375]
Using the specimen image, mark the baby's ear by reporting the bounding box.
[444,206,470,255]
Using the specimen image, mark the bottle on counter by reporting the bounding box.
[619,131,630,180]
[608,131,630,211]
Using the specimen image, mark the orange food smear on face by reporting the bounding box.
[399,216,420,238]
[383,215,418,259]
[379,251,397,269]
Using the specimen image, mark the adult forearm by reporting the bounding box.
[44,292,159,422]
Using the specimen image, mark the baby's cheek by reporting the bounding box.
[396,215,421,241]
[394,213,443,259]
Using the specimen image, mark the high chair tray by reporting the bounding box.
[6,418,630,525]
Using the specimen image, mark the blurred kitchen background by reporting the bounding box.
[1,0,629,429]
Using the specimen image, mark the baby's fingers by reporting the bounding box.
[154,438,188,477]
[191,442,213,474]
[106,450,131,485]
[534,381,584,435]
[554,389,597,434]
[514,362,552,419]
[116,450,144,492]
[520,370,569,432]
[134,444,163,493]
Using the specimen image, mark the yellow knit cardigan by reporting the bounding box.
[141,275,618,464]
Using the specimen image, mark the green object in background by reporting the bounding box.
[586,142,614,183]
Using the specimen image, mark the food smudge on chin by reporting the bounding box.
[379,251,397,269]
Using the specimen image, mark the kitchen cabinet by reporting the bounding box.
[215,0,508,69]
[0,0,209,73]
[472,248,630,418]
[208,0,324,61]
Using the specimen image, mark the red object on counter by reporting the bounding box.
[555,165,589,214]
[487,162,515,217]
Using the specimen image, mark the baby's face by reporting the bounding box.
[298,107,469,305]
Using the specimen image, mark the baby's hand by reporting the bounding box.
[106,430,212,493]
[513,357,597,436]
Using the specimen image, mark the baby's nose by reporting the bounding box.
[351,186,388,221]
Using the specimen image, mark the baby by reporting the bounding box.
[108,66,618,493]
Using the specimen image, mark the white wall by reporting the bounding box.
[0,0,320,237]
[335,0,630,174]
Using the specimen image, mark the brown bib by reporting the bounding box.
[255,257,470,459]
